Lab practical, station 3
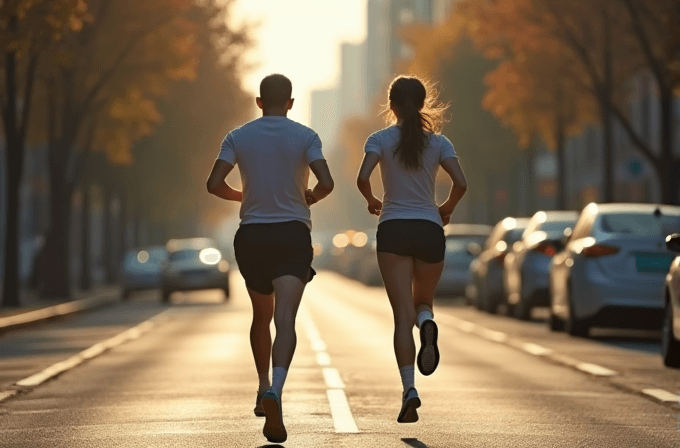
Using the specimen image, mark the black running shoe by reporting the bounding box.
[397,387,421,423]
[254,390,266,417]
[262,389,287,443]
[417,319,440,376]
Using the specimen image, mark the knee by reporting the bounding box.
[394,308,416,328]
[274,311,296,329]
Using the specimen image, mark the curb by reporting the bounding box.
[0,291,119,334]
[437,313,680,409]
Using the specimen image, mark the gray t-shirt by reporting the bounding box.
[218,116,324,229]
[365,126,458,226]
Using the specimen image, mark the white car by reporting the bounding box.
[549,203,680,337]
[161,238,230,303]
[121,246,167,300]
[437,224,493,298]
[504,211,578,320]
[662,233,680,367]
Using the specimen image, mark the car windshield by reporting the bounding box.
[599,213,680,237]
[169,249,199,262]
[539,220,575,237]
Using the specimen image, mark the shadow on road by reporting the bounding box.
[402,437,430,448]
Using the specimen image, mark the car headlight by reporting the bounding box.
[199,248,222,265]
[218,260,230,273]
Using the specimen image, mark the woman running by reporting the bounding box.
[356,75,467,423]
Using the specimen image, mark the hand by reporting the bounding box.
[439,203,453,225]
[367,197,382,216]
[305,189,317,206]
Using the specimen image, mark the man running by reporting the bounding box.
[207,74,334,444]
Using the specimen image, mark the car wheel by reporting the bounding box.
[121,289,131,301]
[161,289,172,304]
[565,286,589,337]
[661,298,680,368]
[484,292,498,314]
[514,280,531,321]
[549,310,564,332]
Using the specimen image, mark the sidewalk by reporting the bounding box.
[0,285,121,332]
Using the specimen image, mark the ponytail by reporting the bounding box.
[384,76,449,170]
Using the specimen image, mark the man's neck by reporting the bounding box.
[262,109,288,117]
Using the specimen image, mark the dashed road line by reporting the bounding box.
[575,362,617,377]
[642,389,680,403]
[300,306,359,434]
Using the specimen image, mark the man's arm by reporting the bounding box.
[206,159,243,202]
[307,159,334,205]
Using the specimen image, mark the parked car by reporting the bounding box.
[357,237,383,287]
[161,238,230,303]
[121,246,167,300]
[437,224,493,297]
[469,217,530,313]
[662,233,680,367]
[549,203,680,337]
[504,211,578,320]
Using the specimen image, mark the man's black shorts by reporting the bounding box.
[376,219,445,263]
[234,220,316,295]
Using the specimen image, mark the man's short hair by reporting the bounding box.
[260,74,292,108]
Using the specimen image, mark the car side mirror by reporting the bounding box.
[666,234,680,253]
[466,242,482,256]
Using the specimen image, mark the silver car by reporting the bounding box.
[469,217,530,313]
[161,238,230,303]
[437,224,493,297]
[504,211,578,320]
[662,233,680,367]
[121,246,167,299]
[550,203,680,337]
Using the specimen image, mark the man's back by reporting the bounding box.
[218,116,323,229]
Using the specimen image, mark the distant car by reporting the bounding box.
[161,238,230,303]
[437,224,493,297]
[662,233,680,367]
[549,203,680,337]
[504,211,578,320]
[121,246,167,300]
[469,217,530,313]
[357,236,383,287]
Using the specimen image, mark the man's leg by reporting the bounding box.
[246,288,274,393]
[270,275,306,396]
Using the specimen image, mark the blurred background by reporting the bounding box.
[1,0,679,309]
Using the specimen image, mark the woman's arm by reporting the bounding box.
[438,157,468,225]
[356,152,382,216]
[206,159,243,202]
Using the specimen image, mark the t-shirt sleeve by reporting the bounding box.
[305,133,324,164]
[217,132,237,165]
[439,135,458,162]
[364,133,382,156]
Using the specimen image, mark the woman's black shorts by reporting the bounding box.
[376,219,445,263]
[234,220,316,295]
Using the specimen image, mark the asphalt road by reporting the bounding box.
[0,271,679,447]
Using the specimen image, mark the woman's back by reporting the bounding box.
[365,125,457,225]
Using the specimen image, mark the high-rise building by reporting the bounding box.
[339,42,368,118]
[310,89,341,154]
[365,0,391,109]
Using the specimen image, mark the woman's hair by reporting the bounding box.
[383,75,449,170]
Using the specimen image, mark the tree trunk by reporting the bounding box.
[2,159,22,307]
[103,187,115,283]
[659,87,677,204]
[117,191,128,280]
[601,5,615,203]
[556,117,567,210]
[79,180,91,291]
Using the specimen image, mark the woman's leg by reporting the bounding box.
[413,259,444,318]
[377,252,416,367]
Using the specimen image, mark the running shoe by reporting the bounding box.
[397,387,421,423]
[262,389,287,443]
[254,390,266,417]
[417,319,440,376]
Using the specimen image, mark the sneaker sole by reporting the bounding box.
[397,395,421,423]
[417,320,440,376]
[262,395,287,443]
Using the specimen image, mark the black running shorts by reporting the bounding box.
[376,219,445,263]
[234,220,316,295]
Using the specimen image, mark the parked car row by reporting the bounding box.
[468,203,680,368]
[121,237,231,303]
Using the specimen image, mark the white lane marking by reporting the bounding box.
[575,363,617,377]
[16,317,163,388]
[300,304,359,433]
[642,389,680,403]
[478,327,509,343]
[0,390,17,403]
[326,389,360,433]
[322,367,346,389]
[521,343,553,357]
[316,352,331,366]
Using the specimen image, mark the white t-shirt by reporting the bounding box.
[218,116,324,229]
[365,126,458,226]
